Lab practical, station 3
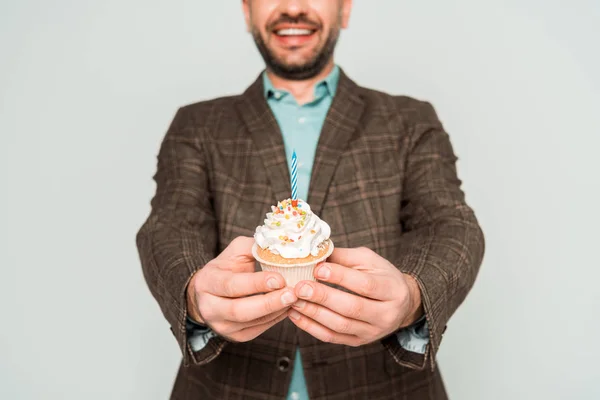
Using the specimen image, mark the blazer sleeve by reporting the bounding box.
[381,100,485,371]
[136,106,228,367]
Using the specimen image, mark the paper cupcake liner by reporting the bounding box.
[252,241,334,287]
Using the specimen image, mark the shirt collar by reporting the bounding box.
[262,65,340,102]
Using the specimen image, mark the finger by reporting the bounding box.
[314,262,395,301]
[214,308,289,336]
[205,268,286,297]
[291,300,375,338]
[288,310,364,347]
[236,308,289,329]
[227,311,289,342]
[219,287,297,322]
[294,281,381,323]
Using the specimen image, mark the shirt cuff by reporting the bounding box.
[187,317,429,355]
[186,316,217,352]
[395,315,429,355]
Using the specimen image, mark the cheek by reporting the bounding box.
[247,10,269,30]
[310,1,341,23]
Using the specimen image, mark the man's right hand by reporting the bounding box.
[186,236,297,342]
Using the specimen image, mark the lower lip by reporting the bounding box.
[273,32,316,47]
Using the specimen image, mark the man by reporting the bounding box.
[136,0,485,399]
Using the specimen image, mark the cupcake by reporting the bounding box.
[252,198,334,287]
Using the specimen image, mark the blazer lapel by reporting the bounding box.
[308,69,365,215]
[236,69,365,213]
[236,74,292,202]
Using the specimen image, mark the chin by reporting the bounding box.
[277,51,318,65]
[281,57,314,68]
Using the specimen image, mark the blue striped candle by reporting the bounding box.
[291,150,298,200]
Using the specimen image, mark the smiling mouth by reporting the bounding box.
[274,28,317,37]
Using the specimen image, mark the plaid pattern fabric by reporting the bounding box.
[136,69,485,400]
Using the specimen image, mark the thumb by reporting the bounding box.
[218,236,255,260]
[327,247,374,268]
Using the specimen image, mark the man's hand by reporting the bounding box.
[186,236,297,342]
[287,247,424,346]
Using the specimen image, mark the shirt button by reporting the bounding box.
[277,356,291,372]
[298,117,306,124]
[290,392,300,400]
[274,92,282,99]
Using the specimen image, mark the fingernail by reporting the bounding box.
[298,284,313,299]
[316,265,330,280]
[289,310,301,320]
[281,291,296,306]
[267,277,281,289]
[293,300,307,309]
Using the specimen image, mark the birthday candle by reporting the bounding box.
[291,150,298,200]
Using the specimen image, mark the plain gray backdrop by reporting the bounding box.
[1,1,599,399]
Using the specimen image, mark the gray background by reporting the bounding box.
[1,1,599,399]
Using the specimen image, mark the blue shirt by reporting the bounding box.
[188,66,429,400]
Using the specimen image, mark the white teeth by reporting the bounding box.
[276,28,313,36]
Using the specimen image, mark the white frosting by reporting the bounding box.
[254,199,331,258]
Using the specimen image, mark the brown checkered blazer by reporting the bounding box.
[136,68,485,399]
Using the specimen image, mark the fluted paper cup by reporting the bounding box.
[252,240,334,288]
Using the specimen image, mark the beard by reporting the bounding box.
[251,25,340,81]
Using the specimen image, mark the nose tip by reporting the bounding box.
[279,0,308,15]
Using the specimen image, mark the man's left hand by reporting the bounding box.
[288,247,424,346]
